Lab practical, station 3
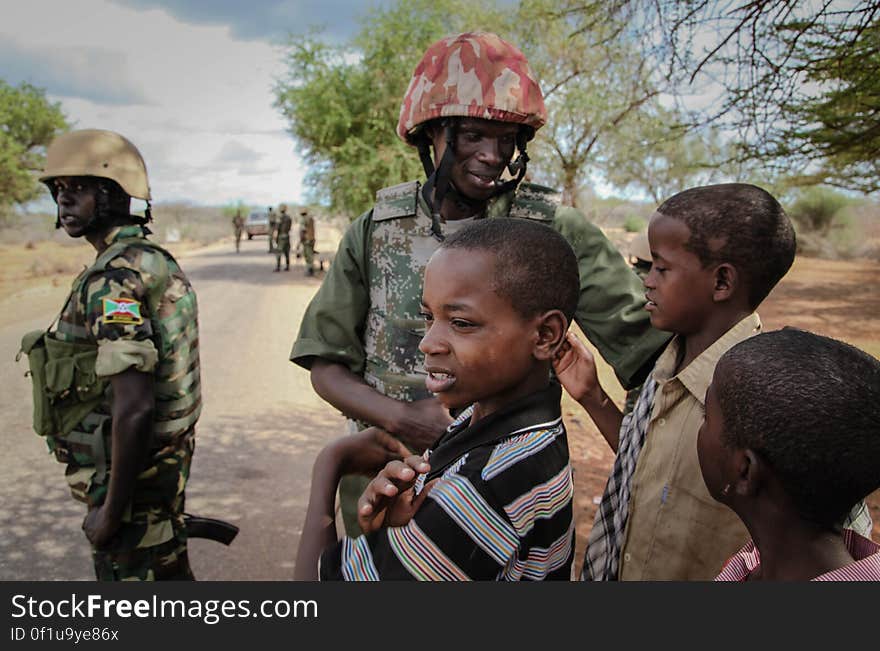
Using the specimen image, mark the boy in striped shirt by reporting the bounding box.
[702,329,880,581]
[295,219,577,580]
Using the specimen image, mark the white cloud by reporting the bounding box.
[1,0,306,207]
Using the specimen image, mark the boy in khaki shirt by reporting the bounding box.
[557,183,872,580]
[557,183,790,580]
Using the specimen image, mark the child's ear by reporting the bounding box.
[712,263,738,302]
[733,448,762,499]
[533,310,568,360]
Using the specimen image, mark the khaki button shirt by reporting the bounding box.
[618,314,761,580]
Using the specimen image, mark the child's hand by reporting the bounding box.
[357,455,436,534]
[553,331,601,404]
[333,427,411,477]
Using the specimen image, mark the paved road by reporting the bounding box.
[0,237,344,580]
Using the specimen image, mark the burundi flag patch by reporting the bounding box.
[102,297,143,325]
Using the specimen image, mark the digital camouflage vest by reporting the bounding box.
[19,229,201,504]
[363,181,559,404]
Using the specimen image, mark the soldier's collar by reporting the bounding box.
[104,224,148,246]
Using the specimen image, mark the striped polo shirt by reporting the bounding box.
[320,382,575,581]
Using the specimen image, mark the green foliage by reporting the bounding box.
[788,186,851,235]
[622,214,646,233]
[0,80,69,209]
[604,108,733,203]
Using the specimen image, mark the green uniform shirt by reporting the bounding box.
[291,182,669,391]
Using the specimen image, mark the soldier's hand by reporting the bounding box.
[82,506,120,549]
[553,331,601,404]
[356,455,434,535]
[391,398,453,454]
[332,427,410,477]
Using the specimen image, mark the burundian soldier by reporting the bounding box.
[268,206,278,252]
[290,32,671,535]
[274,204,292,272]
[299,207,316,276]
[232,209,244,252]
[20,129,202,580]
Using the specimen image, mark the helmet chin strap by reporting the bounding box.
[418,123,531,242]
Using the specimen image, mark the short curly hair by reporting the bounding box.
[439,218,579,323]
[657,183,796,309]
[714,328,880,529]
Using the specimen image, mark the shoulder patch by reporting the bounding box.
[102,297,143,325]
[373,181,420,222]
[510,182,560,222]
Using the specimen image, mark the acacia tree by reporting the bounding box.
[569,1,880,193]
[514,0,681,206]
[604,109,732,203]
[0,80,69,210]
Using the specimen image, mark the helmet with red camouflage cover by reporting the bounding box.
[397,32,547,144]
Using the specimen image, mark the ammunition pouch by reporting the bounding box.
[18,330,108,438]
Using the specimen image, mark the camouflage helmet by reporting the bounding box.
[397,32,547,145]
[279,203,288,212]
[40,129,151,200]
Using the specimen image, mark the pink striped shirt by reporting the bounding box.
[715,529,880,581]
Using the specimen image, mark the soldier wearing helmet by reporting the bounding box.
[274,203,292,271]
[21,129,202,580]
[298,207,316,276]
[291,33,670,536]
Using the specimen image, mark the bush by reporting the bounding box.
[788,187,850,235]
[623,214,647,233]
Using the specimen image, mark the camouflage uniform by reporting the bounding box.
[292,181,669,533]
[275,210,292,271]
[268,209,278,252]
[299,212,316,275]
[30,225,201,580]
[232,212,244,252]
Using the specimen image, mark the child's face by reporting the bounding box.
[697,373,733,504]
[644,213,716,334]
[419,248,541,415]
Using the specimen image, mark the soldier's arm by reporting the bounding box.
[310,361,449,453]
[292,212,450,451]
[83,369,154,547]
[81,264,161,547]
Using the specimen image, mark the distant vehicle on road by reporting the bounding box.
[245,211,269,239]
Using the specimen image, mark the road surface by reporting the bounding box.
[0,237,344,580]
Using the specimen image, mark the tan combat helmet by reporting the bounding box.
[629,230,651,265]
[279,203,288,213]
[40,129,151,200]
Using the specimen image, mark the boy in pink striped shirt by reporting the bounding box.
[699,328,880,581]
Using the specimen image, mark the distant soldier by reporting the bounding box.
[299,208,316,276]
[274,204,292,272]
[232,209,244,253]
[267,206,278,252]
[21,129,202,580]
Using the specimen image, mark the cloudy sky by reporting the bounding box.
[2,0,391,208]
